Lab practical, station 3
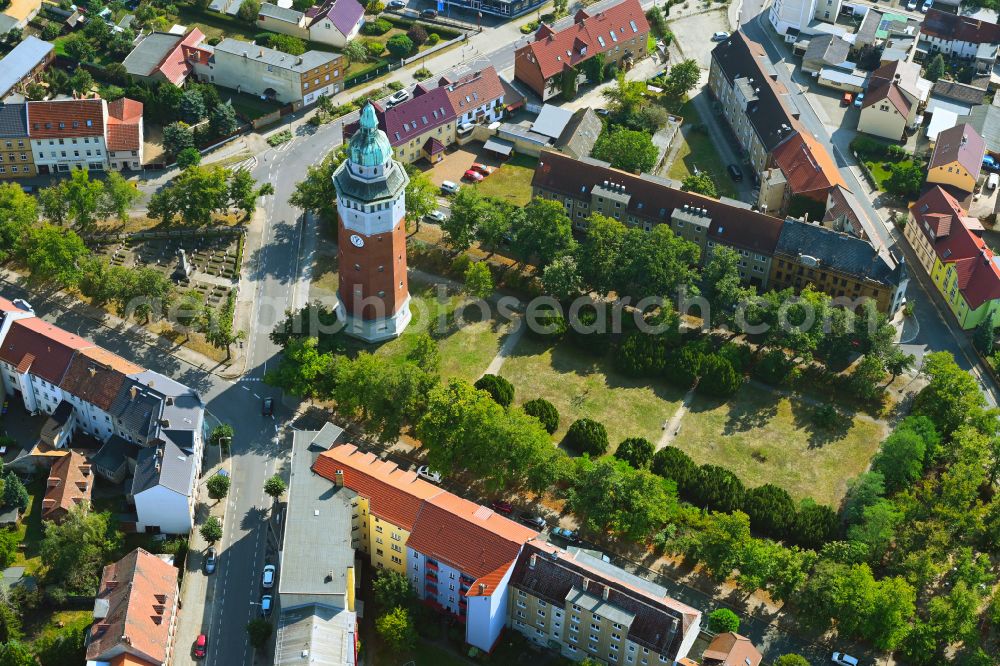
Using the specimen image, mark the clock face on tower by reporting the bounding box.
[350,234,365,248]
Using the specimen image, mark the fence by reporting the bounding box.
[86,225,247,244]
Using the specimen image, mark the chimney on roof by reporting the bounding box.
[602,585,609,601]
[582,577,590,591]
[478,583,486,594]
[529,554,537,568]
[130,386,137,401]
[88,366,96,377]
[334,469,344,487]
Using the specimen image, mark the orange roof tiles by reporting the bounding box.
[313,445,443,530]
[772,132,846,199]
[520,0,649,80]
[27,98,104,139]
[703,632,763,666]
[437,66,505,117]
[0,297,26,312]
[86,548,178,664]
[42,450,92,520]
[106,98,143,152]
[0,318,94,384]
[407,492,537,580]
[59,347,140,412]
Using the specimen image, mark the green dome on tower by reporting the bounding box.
[349,102,393,167]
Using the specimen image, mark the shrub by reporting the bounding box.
[614,437,655,469]
[362,18,392,35]
[697,354,743,398]
[690,464,745,513]
[386,34,414,59]
[564,418,609,456]
[566,308,613,356]
[407,24,428,45]
[388,80,405,91]
[449,253,472,277]
[663,346,704,389]
[707,608,740,633]
[414,66,433,80]
[652,446,698,494]
[753,348,795,386]
[523,398,559,434]
[474,374,514,407]
[428,33,441,45]
[366,41,385,58]
[615,331,666,377]
[743,483,797,539]
[718,342,751,373]
[524,307,567,341]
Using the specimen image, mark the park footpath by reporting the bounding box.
[174,437,232,666]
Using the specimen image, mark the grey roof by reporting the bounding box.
[932,80,986,105]
[310,423,342,451]
[40,401,73,446]
[0,37,53,98]
[0,104,27,138]
[130,369,204,442]
[122,32,183,77]
[960,104,1000,153]
[497,122,551,146]
[803,34,850,70]
[213,38,340,72]
[531,104,574,140]
[259,2,303,22]
[279,428,355,603]
[855,9,882,46]
[275,604,357,666]
[131,437,195,496]
[0,15,18,37]
[109,382,162,439]
[90,435,139,473]
[775,219,899,286]
[566,586,636,626]
[556,107,602,158]
[333,158,407,203]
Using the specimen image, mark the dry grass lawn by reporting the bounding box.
[499,337,686,447]
[677,387,887,506]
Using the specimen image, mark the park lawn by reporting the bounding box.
[474,154,538,206]
[677,386,886,506]
[499,337,686,447]
[13,478,45,575]
[667,100,739,199]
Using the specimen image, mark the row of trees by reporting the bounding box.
[149,164,273,225]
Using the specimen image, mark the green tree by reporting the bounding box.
[69,68,94,96]
[697,354,743,397]
[872,428,926,493]
[846,499,902,561]
[440,186,482,250]
[149,165,232,225]
[0,183,37,261]
[614,437,655,469]
[267,34,306,55]
[592,127,658,173]
[163,121,195,160]
[209,103,239,137]
[376,606,417,652]
[206,474,231,503]
[616,225,699,301]
[652,446,698,494]
[230,168,274,219]
[176,147,201,170]
[0,640,35,666]
[774,655,811,666]
[199,516,223,543]
[372,570,414,609]
[566,456,678,540]
[681,172,718,198]
[565,418,609,456]
[209,423,234,448]
[289,148,345,225]
[179,89,207,123]
[601,74,646,117]
[40,505,121,594]
[926,53,946,81]
[702,246,746,326]
[541,255,584,301]
[238,0,262,22]
[387,33,414,58]
[264,474,287,501]
[794,499,839,550]
[913,352,986,437]
[842,471,885,525]
[246,618,272,651]
[510,198,575,267]
[474,374,514,407]
[576,213,626,295]
[63,33,96,62]
[663,58,701,106]
[707,608,740,633]
[743,483,797,539]
[34,622,86,666]
[22,224,88,287]
[99,171,141,223]
[463,261,493,300]
[1,474,27,513]
[689,511,752,579]
[691,464,745,513]
[0,531,18,570]
[523,398,559,434]
[343,40,369,65]
[264,337,334,398]
[404,166,436,228]
[885,162,924,199]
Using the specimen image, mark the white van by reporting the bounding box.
[988,173,999,190]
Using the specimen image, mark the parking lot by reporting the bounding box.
[420,144,503,188]
[668,8,730,69]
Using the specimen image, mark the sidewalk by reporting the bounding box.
[174,438,232,666]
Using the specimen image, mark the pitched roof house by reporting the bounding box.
[702,632,763,666]
[121,29,207,86]
[42,450,92,522]
[514,0,650,100]
[106,98,144,169]
[86,548,179,666]
[920,8,1000,62]
[858,61,928,142]
[0,317,94,384]
[928,123,986,193]
[26,98,104,139]
[257,0,365,48]
[770,131,846,202]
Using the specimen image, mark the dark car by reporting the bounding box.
[193,634,208,659]
[421,8,438,17]
[203,547,217,575]
[520,513,546,530]
[490,500,513,515]
[262,397,274,416]
[727,164,743,182]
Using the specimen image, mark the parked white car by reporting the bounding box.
[416,465,442,483]
[440,181,460,195]
[921,0,932,12]
[832,653,859,666]
[261,564,276,589]
[385,89,411,107]
[712,31,729,41]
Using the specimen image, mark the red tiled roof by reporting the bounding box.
[465,561,512,597]
[921,7,1000,44]
[910,186,969,240]
[373,86,456,148]
[862,81,911,117]
[771,132,846,198]
[532,150,785,255]
[407,492,536,579]
[520,0,649,80]
[86,548,178,664]
[930,123,986,180]
[159,28,205,85]
[106,98,143,152]
[42,451,92,520]
[313,445,443,529]
[423,137,444,154]
[0,318,94,384]
[27,98,104,139]
[437,66,505,117]
[703,632,763,666]
[0,297,26,313]
[59,347,141,412]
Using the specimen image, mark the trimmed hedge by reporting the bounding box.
[523,398,559,434]
[564,418,609,456]
[474,374,514,407]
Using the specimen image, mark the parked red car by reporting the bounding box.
[490,500,513,514]
[470,163,496,177]
[463,169,485,182]
[194,634,208,659]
